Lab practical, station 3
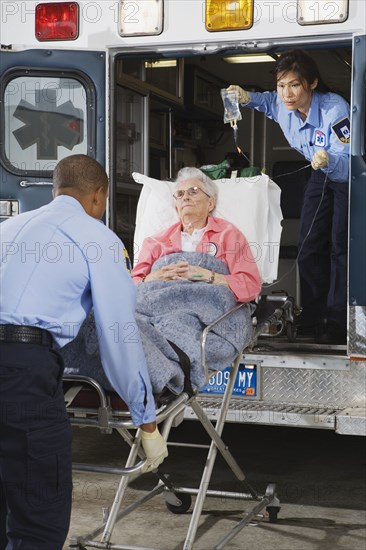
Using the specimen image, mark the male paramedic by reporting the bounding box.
[0,154,168,550]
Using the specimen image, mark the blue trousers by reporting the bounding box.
[0,478,6,550]
[298,169,348,329]
[0,343,72,550]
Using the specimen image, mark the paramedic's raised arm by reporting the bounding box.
[227,85,279,120]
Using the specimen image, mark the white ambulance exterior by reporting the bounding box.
[1,0,365,434]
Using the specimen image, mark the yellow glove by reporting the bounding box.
[311,150,329,170]
[226,85,250,105]
[140,428,168,473]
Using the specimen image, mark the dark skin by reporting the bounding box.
[53,185,156,433]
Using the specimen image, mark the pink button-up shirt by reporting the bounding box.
[132,217,261,303]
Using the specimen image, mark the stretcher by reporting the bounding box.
[64,174,288,549]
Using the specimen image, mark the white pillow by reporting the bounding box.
[132,172,283,283]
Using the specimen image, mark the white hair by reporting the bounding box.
[175,167,218,201]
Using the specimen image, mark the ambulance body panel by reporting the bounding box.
[1,1,365,434]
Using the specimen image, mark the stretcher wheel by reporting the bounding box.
[266,505,280,523]
[165,492,192,514]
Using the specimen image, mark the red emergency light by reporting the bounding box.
[35,2,79,41]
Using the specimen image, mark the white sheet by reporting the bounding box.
[132,172,283,283]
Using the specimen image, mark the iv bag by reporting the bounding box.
[220,89,242,124]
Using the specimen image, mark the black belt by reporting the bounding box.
[0,324,53,346]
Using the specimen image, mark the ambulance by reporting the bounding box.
[1,0,365,435]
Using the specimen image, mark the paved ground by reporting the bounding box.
[66,421,366,550]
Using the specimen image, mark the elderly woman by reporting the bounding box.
[61,168,262,397]
[132,167,261,303]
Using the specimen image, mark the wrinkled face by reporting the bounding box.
[174,178,215,222]
[277,70,317,114]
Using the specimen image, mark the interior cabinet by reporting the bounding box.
[185,66,226,117]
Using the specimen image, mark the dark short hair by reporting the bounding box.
[53,154,108,194]
[273,49,329,92]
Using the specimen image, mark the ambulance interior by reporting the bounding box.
[112,45,352,352]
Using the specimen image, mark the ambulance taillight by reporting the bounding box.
[35,2,79,41]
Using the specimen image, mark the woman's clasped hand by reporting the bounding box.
[145,261,214,283]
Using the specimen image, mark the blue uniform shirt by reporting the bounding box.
[244,90,350,183]
[0,195,156,426]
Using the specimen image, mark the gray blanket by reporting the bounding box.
[62,252,253,395]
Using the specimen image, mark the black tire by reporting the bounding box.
[166,492,192,514]
[266,505,280,523]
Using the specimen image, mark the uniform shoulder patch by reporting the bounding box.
[331,117,350,144]
[123,247,132,272]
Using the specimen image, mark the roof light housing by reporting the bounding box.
[35,2,79,41]
[297,0,348,25]
[119,0,163,37]
[205,0,253,32]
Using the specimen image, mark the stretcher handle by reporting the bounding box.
[63,374,110,408]
[72,459,148,476]
[64,378,189,436]
[201,302,248,383]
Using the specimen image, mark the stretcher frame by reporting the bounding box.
[65,300,287,550]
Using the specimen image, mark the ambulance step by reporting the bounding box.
[184,398,340,430]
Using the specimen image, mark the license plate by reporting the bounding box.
[200,364,257,397]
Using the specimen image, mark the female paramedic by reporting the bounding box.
[228,49,350,344]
